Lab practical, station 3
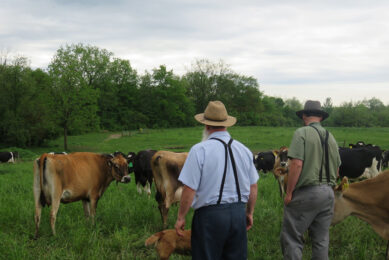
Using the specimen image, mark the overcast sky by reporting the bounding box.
[1,0,388,105]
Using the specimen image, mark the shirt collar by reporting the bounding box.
[308,122,321,127]
[208,130,231,140]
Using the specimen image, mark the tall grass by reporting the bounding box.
[0,126,388,259]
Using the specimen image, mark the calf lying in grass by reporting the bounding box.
[145,229,191,260]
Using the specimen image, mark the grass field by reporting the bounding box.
[0,126,388,259]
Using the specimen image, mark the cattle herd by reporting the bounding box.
[1,140,388,259]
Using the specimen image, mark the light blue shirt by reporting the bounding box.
[178,131,259,209]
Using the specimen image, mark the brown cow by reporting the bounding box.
[273,146,289,197]
[332,170,389,259]
[33,152,130,238]
[151,151,188,227]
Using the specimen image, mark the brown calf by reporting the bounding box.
[273,146,289,197]
[33,152,130,238]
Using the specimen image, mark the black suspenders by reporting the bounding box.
[210,138,242,204]
[309,125,330,183]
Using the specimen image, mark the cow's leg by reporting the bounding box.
[280,176,285,197]
[89,198,99,224]
[158,203,169,228]
[49,192,61,236]
[386,240,389,260]
[33,159,43,239]
[82,200,91,218]
[145,182,151,197]
[136,182,142,194]
[277,178,285,198]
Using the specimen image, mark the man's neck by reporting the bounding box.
[304,117,321,126]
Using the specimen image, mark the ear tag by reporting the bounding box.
[342,182,349,191]
[128,162,133,168]
[272,151,278,157]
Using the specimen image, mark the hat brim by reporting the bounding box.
[194,113,237,127]
[296,109,329,121]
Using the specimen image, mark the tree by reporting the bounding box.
[138,65,195,128]
[0,57,58,147]
[184,59,231,113]
[48,43,106,150]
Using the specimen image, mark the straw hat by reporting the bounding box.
[296,100,329,121]
[194,101,237,127]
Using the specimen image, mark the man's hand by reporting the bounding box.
[284,192,292,206]
[246,213,253,231]
[175,217,186,237]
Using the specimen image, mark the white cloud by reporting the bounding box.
[1,0,388,105]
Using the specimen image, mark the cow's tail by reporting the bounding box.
[152,155,163,193]
[145,231,163,246]
[38,154,49,207]
[153,155,162,166]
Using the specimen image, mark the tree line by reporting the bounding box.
[1,43,388,149]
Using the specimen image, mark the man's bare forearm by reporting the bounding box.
[246,183,257,215]
[177,185,196,220]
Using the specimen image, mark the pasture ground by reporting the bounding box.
[0,126,388,259]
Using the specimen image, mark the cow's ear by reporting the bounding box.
[108,160,113,167]
[334,177,349,192]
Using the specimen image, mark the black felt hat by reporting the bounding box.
[296,100,329,121]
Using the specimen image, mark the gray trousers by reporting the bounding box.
[280,185,334,260]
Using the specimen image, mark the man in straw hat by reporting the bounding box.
[281,100,341,259]
[175,100,259,260]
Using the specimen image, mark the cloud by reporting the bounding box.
[1,0,388,104]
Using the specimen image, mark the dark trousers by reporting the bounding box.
[192,202,247,260]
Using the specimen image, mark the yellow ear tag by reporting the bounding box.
[342,182,349,191]
[272,151,278,157]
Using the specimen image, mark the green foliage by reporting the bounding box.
[2,46,389,149]
[0,59,59,147]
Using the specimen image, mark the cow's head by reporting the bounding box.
[254,151,276,173]
[278,146,289,168]
[331,177,351,225]
[109,153,131,183]
[126,152,136,173]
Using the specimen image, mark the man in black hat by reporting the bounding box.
[280,100,341,260]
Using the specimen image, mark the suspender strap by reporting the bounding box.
[324,131,330,183]
[210,138,242,204]
[309,125,330,183]
[227,139,242,202]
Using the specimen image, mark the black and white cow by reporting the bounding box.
[339,145,383,179]
[383,150,389,169]
[0,151,18,163]
[127,150,157,195]
[254,150,277,173]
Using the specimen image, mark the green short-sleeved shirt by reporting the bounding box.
[288,122,341,189]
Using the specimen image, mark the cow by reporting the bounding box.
[151,151,188,227]
[0,151,18,163]
[383,150,389,169]
[332,170,389,259]
[348,141,366,148]
[127,150,157,195]
[339,146,383,180]
[33,152,130,238]
[272,146,289,197]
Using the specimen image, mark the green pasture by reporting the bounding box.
[0,126,388,259]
